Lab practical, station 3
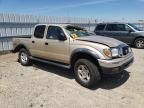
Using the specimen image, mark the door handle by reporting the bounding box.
[45,42,48,45]
[32,41,35,43]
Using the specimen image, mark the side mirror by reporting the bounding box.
[58,33,67,41]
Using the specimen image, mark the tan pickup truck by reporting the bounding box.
[12,24,134,88]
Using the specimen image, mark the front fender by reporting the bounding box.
[71,48,101,61]
[70,48,104,68]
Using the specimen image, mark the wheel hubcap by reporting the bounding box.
[21,52,28,63]
[77,65,90,83]
[136,40,144,48]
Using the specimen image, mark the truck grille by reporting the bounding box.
[119,45,129,57]
[122,46,129,55]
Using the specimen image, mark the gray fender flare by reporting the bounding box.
[13,44,31,55]
[70,48,100,68]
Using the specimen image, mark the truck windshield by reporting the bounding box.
[65,26,95,38]
[128,24,142,31]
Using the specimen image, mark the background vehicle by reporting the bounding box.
[12,24,134,88]
[94,23,144,49]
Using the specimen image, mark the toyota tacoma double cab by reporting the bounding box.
[12,24,134,88]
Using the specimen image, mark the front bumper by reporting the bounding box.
[98,52,134,74]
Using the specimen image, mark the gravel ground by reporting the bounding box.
[0,48,144,108]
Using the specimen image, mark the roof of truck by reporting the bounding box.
[36,24,77,28]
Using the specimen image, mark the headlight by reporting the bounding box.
[103,49,112,57]
[103,48,119,58]
[111,48,119,57]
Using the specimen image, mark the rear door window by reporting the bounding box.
[105,24,129,31]
[105,24,117,31]
[95,24,106,31]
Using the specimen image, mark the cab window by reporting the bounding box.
[34,25,46,38]
[47,26,64,39]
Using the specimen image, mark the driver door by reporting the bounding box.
[44,26,70,64]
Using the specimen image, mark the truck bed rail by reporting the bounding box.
[0,35,31,39]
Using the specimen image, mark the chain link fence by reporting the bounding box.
[0,13,144,52]
[0,13,97,52]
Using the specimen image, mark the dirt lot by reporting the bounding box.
[0,49,144,108]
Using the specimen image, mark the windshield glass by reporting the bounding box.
[65,25,95,38]
[128,24,142,31]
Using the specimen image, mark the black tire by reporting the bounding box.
[19,48,31,66]
[134,38,144,49]
[74,59,101,88]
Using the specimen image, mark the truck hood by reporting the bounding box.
[76,35,125,47]
[135,31,144,36]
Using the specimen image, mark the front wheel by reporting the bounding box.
[134,38,144,49]
[19,48,31,66]
[74,59,101,88]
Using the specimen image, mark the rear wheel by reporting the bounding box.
[134,38,144,49]
[74,59,101,88]
[19,48,31,66]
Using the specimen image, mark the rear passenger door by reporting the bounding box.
[30,25,46,58]
[104,24,120,39]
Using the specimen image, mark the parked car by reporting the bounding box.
[12,24,134,88]
[94,23,144,49]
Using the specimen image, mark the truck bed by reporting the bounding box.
[12,35,32,51]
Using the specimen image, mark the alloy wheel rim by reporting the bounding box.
[136,40,144,48]
[77,65,90,83]
[21,52,28,63]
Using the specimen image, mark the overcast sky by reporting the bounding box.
[0,0,144,21]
